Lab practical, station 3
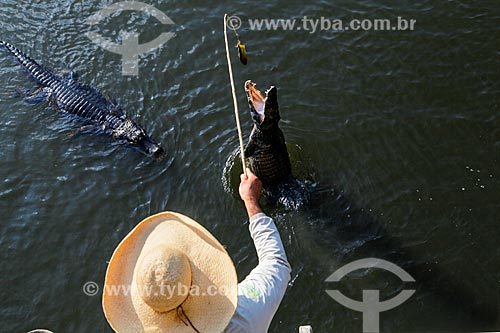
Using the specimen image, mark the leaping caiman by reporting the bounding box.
[244,80,309,208]
[0,41,164,158]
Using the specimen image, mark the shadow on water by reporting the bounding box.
[224,147,498,331]
[298,185,498,331]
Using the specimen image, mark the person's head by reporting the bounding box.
[102,212,238,332]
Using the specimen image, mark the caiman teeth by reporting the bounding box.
[244,80,255,92]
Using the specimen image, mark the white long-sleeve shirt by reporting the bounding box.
[225,213,292,333]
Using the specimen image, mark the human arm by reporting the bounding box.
[226,169,291,332]
[238,168,290,271]
[238,168,263,219]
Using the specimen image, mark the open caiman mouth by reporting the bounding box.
[245,80,270,123]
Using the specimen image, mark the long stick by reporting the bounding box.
[224,14,247,176]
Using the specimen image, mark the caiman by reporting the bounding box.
[0,41,164,158]
[244,80,309,208]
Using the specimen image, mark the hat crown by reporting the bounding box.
[135,245,192,313]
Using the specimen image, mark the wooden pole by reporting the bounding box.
[224,14,247,176]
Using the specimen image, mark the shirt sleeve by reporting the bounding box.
[225,213,291,333]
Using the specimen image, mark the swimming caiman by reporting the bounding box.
[0,41,164,158]
[244,80,309,207]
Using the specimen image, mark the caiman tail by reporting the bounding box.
[0,41,54,86]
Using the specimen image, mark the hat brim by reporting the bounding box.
[103,212,238,333]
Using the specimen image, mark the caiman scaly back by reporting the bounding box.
[0,41,164,158]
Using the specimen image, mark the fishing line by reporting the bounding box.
[224,13,247,176]
[228,18,247,65]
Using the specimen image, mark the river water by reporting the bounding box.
[1,1,499,332]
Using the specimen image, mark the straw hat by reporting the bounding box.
[102,212,238,333]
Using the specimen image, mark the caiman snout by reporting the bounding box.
[150,145,165,159]
[245,80,265,123]
[245,80,279,127]
[141,138,165,159]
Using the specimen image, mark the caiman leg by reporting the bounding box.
[18,87,52,105]
[66,124,101,139]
